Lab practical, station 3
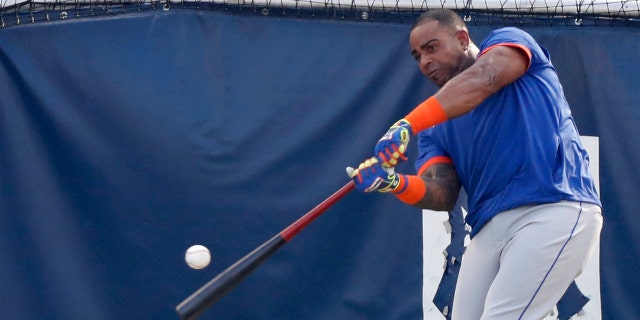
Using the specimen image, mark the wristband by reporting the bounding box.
[393,175,426,205]
[404,96,448,134]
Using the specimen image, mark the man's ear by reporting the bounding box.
[454,29,470,49]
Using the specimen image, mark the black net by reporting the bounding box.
[1,0,639,28]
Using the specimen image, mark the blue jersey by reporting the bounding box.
[415,27,601,237]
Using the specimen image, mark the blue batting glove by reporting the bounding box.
[374,119,412,168]
[346,157,400,193]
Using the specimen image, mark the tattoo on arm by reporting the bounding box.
[413,163,461,211]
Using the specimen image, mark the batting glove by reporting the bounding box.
[346,157,400,193]
[374,119,412,168]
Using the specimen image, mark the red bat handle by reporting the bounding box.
[281,180,355,241]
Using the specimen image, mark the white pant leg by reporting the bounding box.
[452,201,603,320]
[451,211,504,320]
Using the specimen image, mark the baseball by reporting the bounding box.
[185,245,211,269]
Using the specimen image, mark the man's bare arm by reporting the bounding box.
[436,45,530,118]
[412,163,461,211]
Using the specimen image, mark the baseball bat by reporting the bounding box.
[176,180,355,320]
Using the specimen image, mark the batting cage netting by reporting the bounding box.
[2,0,640,27]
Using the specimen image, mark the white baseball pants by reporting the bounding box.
[451,201,603,320]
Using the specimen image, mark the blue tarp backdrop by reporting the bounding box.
[1,8,639,320]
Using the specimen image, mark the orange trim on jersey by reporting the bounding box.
[417,155,453,176]
[393,175,426,205]
[479,43,532,70]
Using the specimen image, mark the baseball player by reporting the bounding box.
[347,9,603,320]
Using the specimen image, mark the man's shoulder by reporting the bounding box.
[487,27,532,41]
[481,27,538,50]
